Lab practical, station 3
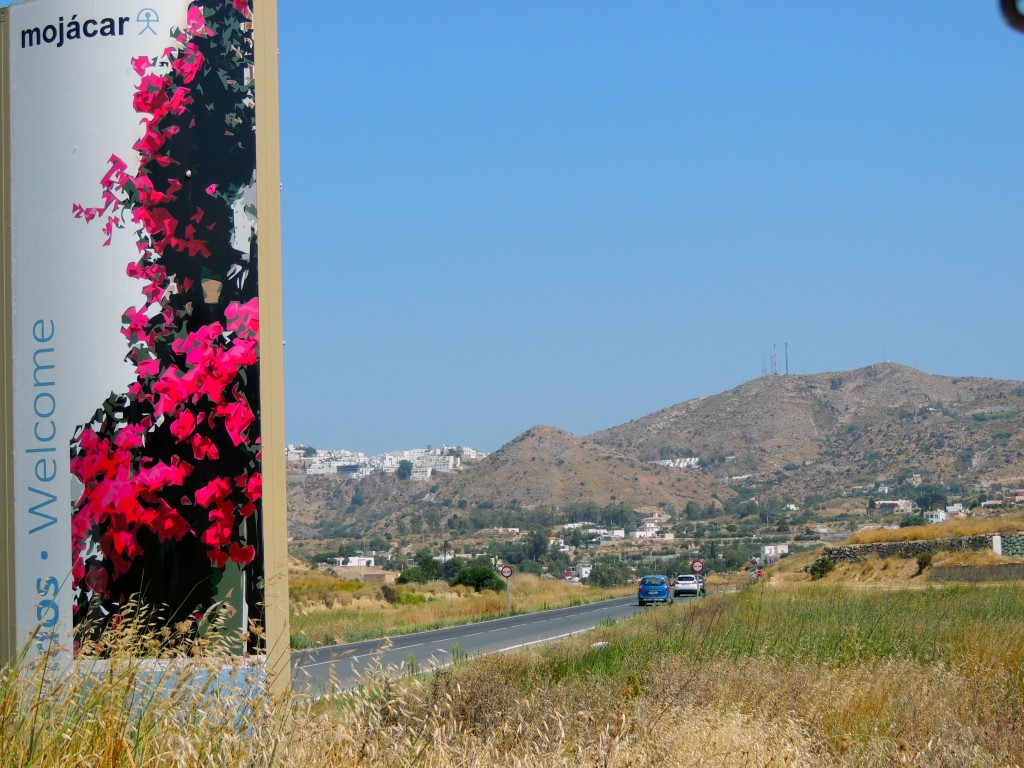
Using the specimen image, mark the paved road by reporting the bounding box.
[292,595,666,694]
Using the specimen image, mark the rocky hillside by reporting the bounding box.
[434,424,727,511]
[590,362,1024,499]
[286,363,1024,536]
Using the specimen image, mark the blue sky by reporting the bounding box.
[279,2,1024,455]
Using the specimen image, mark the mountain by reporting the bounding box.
[590,362,1024,500]
[434,424,726,511]
[286,363,1024,537]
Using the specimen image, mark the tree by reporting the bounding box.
[442,556,467,581]
[415,551,442,581]
[702,539,719,562]
[914,485,947,511]
[519,559,543,576]
[527,529,551,561]
[396,460,414,480]
[451,565,504,592]
[337,543,357,558]
[587,561,632,587]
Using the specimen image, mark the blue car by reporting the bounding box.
[637,575,672,606]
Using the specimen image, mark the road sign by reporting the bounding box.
[691,559,705,573]
[500,565,514,579]
[756,570,764,578]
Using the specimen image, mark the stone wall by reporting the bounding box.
[823,535,995,564]
[1003,534,1024,558]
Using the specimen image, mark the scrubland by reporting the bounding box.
[4,580,1022,766]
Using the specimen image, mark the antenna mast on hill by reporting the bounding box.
[785,342,789,375]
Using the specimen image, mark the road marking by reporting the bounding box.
[496,630,583,653]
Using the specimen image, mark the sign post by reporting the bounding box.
[500,565,514,610]
[692,559,705,597]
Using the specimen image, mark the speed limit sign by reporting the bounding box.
[691,559,705,574]
[500,565,514,579]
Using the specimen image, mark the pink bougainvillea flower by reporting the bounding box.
[215,398,255,446]
[224,298,259,338]
[113,423,145,451]
[233,0,250,16]
[207,549,229,568]
[246,472,262,500]
[154,504,191,542]
[205,184,217,195]
[186,5,211,36]
[228,542,256,565]
[169,409,197,440]
[152,366,190,415]
[200,501,235,549]
[132,55,151,77]
[191,433,219,460]
[171,45,205,84]
[195,477,231,509]
[136,358,160,377]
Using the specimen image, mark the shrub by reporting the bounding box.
[915,551,933,575]
[451,565,505,593]
[808,557,836,580]
[397,567,428,584]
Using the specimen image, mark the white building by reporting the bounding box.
[760,544,789,564]
[630,529,658,539]
[925,510,948,525]
[588,528,625,540]
[334,556,375,568]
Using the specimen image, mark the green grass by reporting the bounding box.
[532,583,1024,682]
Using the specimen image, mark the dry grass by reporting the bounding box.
[4,583,1023,766]
[289,570,633,647]
[842,511,1024,545]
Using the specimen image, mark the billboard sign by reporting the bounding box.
[1,0,287,680]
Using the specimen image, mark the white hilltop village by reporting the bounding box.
[287,444,489,482]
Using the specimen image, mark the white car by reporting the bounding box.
[672,574,705,598]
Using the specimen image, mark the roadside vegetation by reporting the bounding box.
[289,568,633,647]
[841,511,1024,545]
[4,580,1022,766]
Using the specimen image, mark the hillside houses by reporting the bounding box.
[290,444,487,480]
[875,499,914,515]
[649,457,700,469]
